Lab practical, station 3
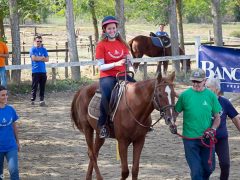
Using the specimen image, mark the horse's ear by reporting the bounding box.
[169,71,175,82]
[157,72,162,81]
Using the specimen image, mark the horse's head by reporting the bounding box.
[152,72,177,126]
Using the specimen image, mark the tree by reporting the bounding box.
[126,0,169,25]
[0,0,9,38]
[65,0,80,80]
[88,0,99,42]
[169,0,180,73]
[8,0,21,84]
[115,0,126,40]
[176,0,184,51]
[211,0,223,46]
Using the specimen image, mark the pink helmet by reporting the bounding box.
[102,16,119,29]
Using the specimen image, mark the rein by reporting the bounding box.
[124,79,173,129]
[175,129,217,167]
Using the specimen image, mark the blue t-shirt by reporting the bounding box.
[0,105,19,152]
[216,96,238,139]
[30,46,48,73]
[155,31,169,37]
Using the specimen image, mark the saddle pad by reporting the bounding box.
[151,37,164,48]
[150,36,171,48]
[88,90,101,120]
[88,82,126,121]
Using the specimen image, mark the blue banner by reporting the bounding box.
[198,45,240,92]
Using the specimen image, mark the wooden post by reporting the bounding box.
[34,27,37,35]
[22,41,26,64]
[52,67,56,85]
[56,42,58,62]
[89,35,95,76]
[143,62,147,80]
[195,36,201,68]
[65,42,69,79]
[5,57,10,82]
[208,30,211,42]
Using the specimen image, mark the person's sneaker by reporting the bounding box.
[31,101,35,105]
[99,126,109,138]
[39,101,46,107]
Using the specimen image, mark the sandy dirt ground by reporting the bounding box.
[3,86,240,180]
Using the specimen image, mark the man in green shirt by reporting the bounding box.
[175,68,221,180]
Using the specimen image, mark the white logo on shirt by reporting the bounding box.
[0,118,13,127]
[202,100,208,106]
[108,50,124,59]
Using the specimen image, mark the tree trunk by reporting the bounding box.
[65,0,80,80]
[0,11,5,38]
[169,0,180,73]
[176,0,184,51]
[115,0,126,40]
[211,0,223,46]
[89,0,99,43]
[8,0,21,84]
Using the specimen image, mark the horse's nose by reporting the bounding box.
[165,117,171,125]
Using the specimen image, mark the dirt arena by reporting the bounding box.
[3,85,240,180]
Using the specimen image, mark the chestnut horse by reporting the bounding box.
[128,35,191,74]
[71,72,177,180]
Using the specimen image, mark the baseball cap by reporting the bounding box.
[190,68,206,81]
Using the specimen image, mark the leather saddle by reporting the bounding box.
[149,32,171,48]
[88,81,127,121]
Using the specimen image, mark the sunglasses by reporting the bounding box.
[192,80,203,84]
[36,41,42,43]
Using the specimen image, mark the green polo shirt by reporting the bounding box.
[175,88,221,138]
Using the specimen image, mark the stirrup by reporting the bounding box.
[99,126,109,138]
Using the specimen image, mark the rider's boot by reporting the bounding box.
[99,125,109,138]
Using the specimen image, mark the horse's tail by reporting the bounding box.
[70,89,83,131]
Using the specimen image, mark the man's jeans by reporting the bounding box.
[0,67,7,88]
[0,150,19,180]
[183,139,215,180]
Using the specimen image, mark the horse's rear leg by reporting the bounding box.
[118,140,130,180]
[132,138,145,180]
[156,61,168,76]
[85,128,103,180]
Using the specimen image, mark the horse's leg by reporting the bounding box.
[132,138,146,180]
[85,128,103,180]
[156,62,162,75]
[118,140,130,180]
[163,60,168,76]
[86,137,105,180]
[132,53,143,73]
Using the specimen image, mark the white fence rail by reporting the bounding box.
[6,55,195,70]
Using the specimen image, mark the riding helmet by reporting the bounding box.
[102,16,119,29]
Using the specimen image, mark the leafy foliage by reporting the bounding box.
[125,0,170,25]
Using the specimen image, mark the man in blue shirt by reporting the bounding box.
[155,24,169,37]
[29,35,49,106]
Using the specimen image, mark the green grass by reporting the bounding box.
[8,77,93,95]
[229,31,240,38]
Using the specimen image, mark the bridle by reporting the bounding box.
[152,81,176,126]
[124,79,176,129]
